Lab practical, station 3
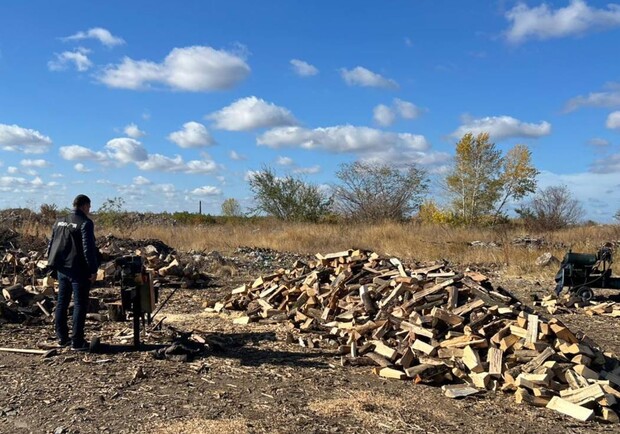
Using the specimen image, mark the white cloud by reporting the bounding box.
[293,165,321,174]
[290,59,318,76]
[105,138,148,164]
[373,99,424,126]
[151,183,177,199]
[373,104,396,127]
[394,99,423,119]
[185,159,218,174]
[451,115,551,140]
[591,153,620,173]
[0,124,52,154]
[135,154,185,172]
[276,156,294,166]
[190,186,222,196]
[258,125,429,153]
[168,121,215,148]
[606,111,620,129]
[124,123,146,138]
[229,150,246,160]
[59,145,107,161]
[133,176,151,185]
[20,159,50,168]
[7,167,18,174]
[208,96,298,131]
[340,66,398,90]
[74,163,91,173]
[98,46,250,91]
[62,27,125,47]
[505,0,620,43]
[244,170,260,182]
[48,48,92,72]
[588,138,610,146]
[564,83,620,112]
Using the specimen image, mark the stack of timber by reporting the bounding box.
[221,249,620,422]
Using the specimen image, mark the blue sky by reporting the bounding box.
[1,0,619,221]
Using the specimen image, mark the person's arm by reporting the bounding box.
[46,223,56,258]
[80,220,98,275]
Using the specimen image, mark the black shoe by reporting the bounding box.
[58,340,70,347]
[71,342,89,352]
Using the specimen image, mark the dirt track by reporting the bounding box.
[1,261,620,433]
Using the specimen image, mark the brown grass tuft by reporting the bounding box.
[151,418,248,434]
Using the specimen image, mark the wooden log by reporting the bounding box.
[0,347,57,358]
[442,384,479,398]
[515,388,550,407]
[545,396,594,421]
[373,367,406,380]
[525,314,539,344]
[487,347,504,376]
[2,284,27,301]
[462,345,484,373]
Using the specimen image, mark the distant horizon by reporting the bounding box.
[1,1,619,222]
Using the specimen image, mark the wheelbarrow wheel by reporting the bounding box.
[576,286,594,303]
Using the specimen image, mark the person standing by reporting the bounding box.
[47,194,98,350]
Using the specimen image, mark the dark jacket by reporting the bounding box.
[47,209,98,276]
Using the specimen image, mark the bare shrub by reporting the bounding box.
[518,185,585,231]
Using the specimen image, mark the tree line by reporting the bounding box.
[222,132,595,230]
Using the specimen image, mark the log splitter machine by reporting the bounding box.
[554,243,620,302]
[90,255,158,352]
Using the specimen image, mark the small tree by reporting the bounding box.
[248,167,331,222]
[614,209,620,223]
[493,144,539,223]
[333,161,428,221]
[221,198,243,217]
[445,132,503,225]
[519,185,584,231]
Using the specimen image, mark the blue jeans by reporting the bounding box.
[55,270,91,346]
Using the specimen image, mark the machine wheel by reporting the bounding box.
[576,286,594,303]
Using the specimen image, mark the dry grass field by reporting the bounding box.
[118,220,620,277]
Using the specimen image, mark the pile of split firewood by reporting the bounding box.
[535,294,620,318]
[219,249,620,423]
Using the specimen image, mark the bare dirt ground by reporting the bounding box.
[1,253,620,434]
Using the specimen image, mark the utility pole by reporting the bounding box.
[199,200,202,215]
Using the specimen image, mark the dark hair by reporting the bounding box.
[73,194,91,208]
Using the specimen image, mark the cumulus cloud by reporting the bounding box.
[450,115,551,140]
[373,99,424,126]
[62,27,125,47]
[59,145,107,161]
[258,125,429,153]
[394,99,423,119]
[133,176,151,185]
[7,167,18,175]
[190,186,222,196]
[606,111,620,129]
[98,46,250,91]
[185,160,218,174]
[290,59,318,76]
[134,154,219,174]
[74,163,91,173]
[564,83,620,112]
[208,96,298,131]
[168,121,215,148]
[48,48,92,72]
[591,153,620,173]
[0,124,52,154]
[340,66,398,90]
[293,165,321,174]
[373,104,396,127]
[124,123,145,138]
[229,150,246,160]
[505,0,620,43]
[21,159,51,168]
[588,138,610,146]
[276,156,294,166]
[105,138,148,164]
